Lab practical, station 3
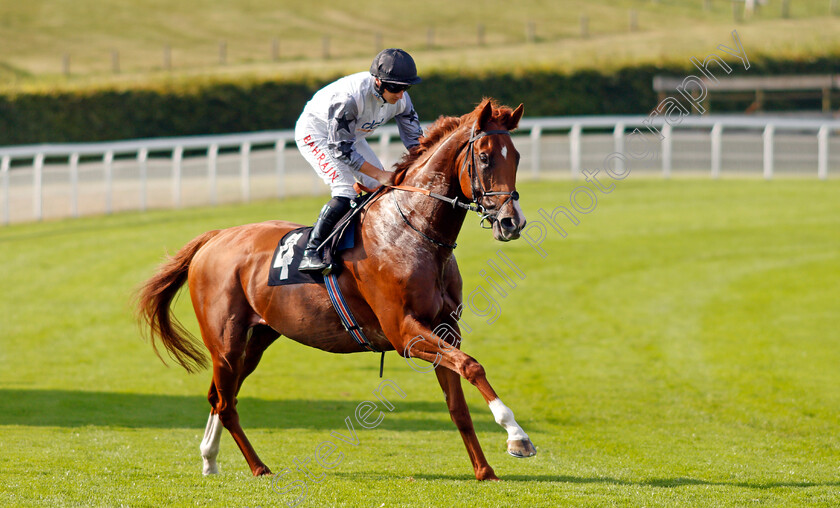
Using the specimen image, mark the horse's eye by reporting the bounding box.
[479,153,489,164]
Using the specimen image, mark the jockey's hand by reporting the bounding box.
[376,169,396,187]
[359,161,394,187]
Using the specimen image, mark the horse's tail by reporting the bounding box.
[136,230,221,373]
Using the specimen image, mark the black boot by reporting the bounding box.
[299,196,352,273]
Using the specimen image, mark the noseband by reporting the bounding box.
[389,121,521,249]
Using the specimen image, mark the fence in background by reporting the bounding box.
[2,115,839,225]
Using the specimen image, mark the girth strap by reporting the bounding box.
[324,273,379,353]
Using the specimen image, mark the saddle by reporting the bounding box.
[268,189,381,286]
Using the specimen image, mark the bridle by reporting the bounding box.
[389,121,521,249]
[459,122,520,229]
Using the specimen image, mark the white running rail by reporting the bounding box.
[2,115,838,225]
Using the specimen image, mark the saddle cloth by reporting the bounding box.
[267,216,357,286]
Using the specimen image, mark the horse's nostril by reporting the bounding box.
[500,217,516,231]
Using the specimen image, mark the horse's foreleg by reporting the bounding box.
[405,326,537,462]
[487,398,536,458]
[434,367,498,480]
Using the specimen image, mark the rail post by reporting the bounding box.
[530,125,542,178]
[818,125,829,180]
[172,146,183,208]
[379,133,391,171]
[763,124,775,180]
[711,123,723,179]
[70,153,80,217]
[661,123,673,178]
[241,142,251,203]
[137,148,148,211]
[275,139,286,199]
[570,124,581,179]
[1,156,9,225]
[34,153,44,221]
[613,123,626,175]
[104,150,114,214]
[208,144,218,205]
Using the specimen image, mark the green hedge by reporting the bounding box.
[1,56,838,146]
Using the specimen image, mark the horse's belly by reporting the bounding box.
[282,325,366,353]
[248,255,393,354]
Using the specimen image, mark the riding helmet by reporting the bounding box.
[370,48,422,85]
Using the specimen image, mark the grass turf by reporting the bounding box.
[1,178,839,507]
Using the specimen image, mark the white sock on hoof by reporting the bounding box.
[488,398,529,442]
[200,413,223,475]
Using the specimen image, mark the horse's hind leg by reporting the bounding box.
[235,325,280,395]
[200,409,224,475]
[200,325,278,475]
[191,277,276,477]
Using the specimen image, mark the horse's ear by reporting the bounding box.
[477,100,493,131]
[508,103,524,130]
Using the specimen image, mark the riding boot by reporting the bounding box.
[299,196,352,273]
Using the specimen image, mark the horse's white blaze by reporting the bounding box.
[488,398,529,441]
[501,145,508,160]
[200,412,224,475]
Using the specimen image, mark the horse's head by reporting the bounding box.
[457,100,527,242]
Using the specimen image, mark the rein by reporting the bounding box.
[387,122,520,247]
[391,191,458,250]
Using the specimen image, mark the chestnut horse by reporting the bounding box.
[137,99,536,481]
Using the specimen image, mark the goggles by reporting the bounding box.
[381,81,411,93]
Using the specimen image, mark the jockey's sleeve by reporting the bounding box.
[327,94,365,171]
[395,93,422,149]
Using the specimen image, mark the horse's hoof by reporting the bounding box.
[476,467,499,481]
[252,465,272,476]
[506,438,537,458]
[202,463,219,475]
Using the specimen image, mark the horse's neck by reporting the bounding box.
[396,133,469,247]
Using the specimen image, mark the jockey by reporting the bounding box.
[295,48,423,273]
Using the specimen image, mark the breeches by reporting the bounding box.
[295,134,383,198]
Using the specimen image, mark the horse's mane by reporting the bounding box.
[392,98,516,184]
